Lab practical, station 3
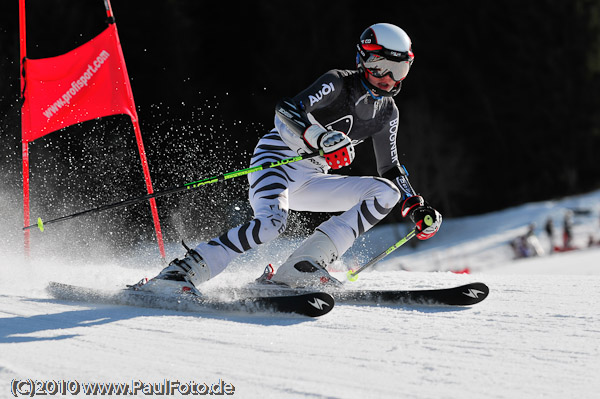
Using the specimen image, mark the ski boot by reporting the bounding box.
[133,241,211,295]
[270,231,343,289]
[255,264,277,285]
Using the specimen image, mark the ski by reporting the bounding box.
[232,282,489,307]
[331,282,489,306]
[46,282,334,318]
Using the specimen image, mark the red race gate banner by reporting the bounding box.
[22,24,136,142]
[20,0,165,259]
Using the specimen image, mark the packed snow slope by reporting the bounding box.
[1,190,600,398]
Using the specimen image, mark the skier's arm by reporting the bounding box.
[292,70,343,114]
[381,164,442,240]
[381,164,417,201]
[380,163,442,240]
[373,112,442,240]
[274,97,313,139]
[274,70,345,136]
[275,97,355,169]
[371,109,417,200]
[275,71,355,169]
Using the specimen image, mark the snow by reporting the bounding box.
[2,190,600,398]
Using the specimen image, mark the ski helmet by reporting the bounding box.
[356,23,414,97]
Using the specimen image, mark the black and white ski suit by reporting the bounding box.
[195,69,412,277]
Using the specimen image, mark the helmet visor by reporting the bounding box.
[363,55,411,81]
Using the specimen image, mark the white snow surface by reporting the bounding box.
[2,190,600,398]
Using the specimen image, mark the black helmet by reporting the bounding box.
[356,23,414,97]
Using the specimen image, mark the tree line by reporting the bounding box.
[1,0,599,250]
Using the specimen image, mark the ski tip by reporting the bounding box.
[37,217,44,232]
[221,291,336,318]
[456,282,489,305]
[303,292,335,317]
[466,282,489,293]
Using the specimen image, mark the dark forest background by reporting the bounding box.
[1,0,599,256]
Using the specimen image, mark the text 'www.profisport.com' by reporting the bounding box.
[10,379,235,397]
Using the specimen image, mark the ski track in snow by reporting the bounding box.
[2,191,600,398]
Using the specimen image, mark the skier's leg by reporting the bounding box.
[268,230,341,287]
[193,132,298,276]
[293,175,401,256]
[193,184,290,277]
[140,132,296,293]
[271,174,401,287]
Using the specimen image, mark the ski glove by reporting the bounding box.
[401,195,442,240]
[303,124,355,170]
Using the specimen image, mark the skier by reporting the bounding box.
[544,217,555,253]
[563,211,574,250]
[138,23,442,293]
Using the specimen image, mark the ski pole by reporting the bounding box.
[346,214,433,281]
[24,150,323,232]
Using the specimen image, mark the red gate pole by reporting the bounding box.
[103,0,166,259]
[19,0,31,258]
[131,117,166,259]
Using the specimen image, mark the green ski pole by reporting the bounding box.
[347,215,433,281]
[25,150,323,232]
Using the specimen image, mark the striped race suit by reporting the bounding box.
[194,69,410,277]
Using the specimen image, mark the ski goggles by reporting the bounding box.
[358,43,414,81]
[362,54,411,81]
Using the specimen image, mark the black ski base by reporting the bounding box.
[46,282,334,318]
